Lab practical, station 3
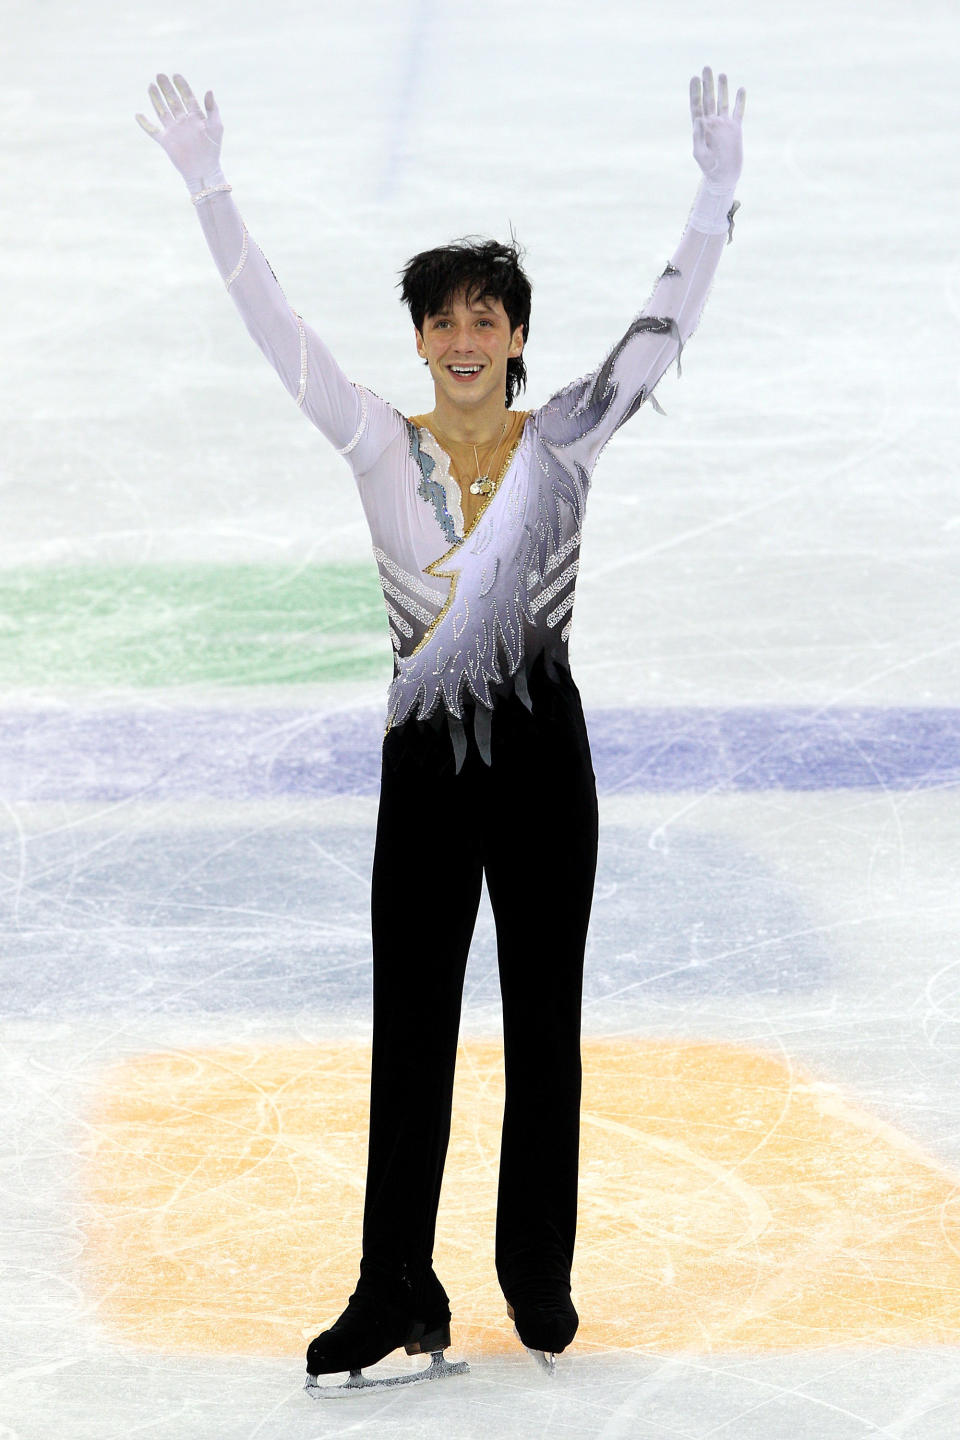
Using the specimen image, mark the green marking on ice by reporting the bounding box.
[0,564,393,687]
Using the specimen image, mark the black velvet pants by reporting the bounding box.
[361,656,599,1300]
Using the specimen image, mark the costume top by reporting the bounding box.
[191,189,738,768]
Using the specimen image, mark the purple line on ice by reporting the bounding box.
[2,708,959,801]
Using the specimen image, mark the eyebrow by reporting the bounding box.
[428,299,498,319]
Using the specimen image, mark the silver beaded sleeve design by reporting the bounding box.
[337,386,369,456]
[224,225,249,291]
[293,313,308,409]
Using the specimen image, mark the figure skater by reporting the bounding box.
[137,63,745,1391]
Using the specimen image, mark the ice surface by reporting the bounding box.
[3,0,960,1435]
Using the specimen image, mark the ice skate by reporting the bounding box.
[505,1287,578,1375]
[305,1261,469,1397]
[305,1341,469,1397]
[507,1304,557,1374]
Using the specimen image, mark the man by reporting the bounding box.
[137,64,745,1391]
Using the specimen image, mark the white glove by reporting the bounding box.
[136,72,226,195]
[688,66,745,236]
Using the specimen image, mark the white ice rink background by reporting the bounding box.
[3,0,960,1435]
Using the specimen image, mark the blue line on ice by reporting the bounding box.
[1,708,959,801]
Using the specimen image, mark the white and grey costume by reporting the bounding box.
[190,187,738,767]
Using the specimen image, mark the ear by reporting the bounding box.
[509,325,525,358]
[415,328,427,360]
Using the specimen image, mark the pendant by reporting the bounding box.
[470,476,493,495]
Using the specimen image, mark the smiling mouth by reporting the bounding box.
[448,365,483,379]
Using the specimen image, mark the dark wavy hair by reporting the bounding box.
[398,236,532,408]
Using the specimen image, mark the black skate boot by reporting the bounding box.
[305,1259,468,1397]
[503,1278,579,1374]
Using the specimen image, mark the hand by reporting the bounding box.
[690,66,745,192]
[136,73,225,191]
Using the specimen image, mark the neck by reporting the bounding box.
[427,391,509,446]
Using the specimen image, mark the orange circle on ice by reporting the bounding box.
[81,1039,960,1356]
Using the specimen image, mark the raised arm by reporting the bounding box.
[136,74,397,470]
[538,67,745,461]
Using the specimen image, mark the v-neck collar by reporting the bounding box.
[409,411,531,543]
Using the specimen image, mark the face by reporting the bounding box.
[415,291,524,411]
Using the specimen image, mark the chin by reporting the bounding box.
[447,380,498,405]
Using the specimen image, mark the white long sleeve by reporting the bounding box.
[192,188,402,475]
[537,194,735,469]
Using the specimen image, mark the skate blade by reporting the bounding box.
[512,1324,557,1375]
[305,1349,469,1398]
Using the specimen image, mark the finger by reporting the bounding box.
[717,72,729,115]
[173,72,201,115]
[689,74,703,121]
[701,65,716,116]
[148,82,169,123]
[135,112,161,137]
[157,72,186,118]
[733,86,746,122]
[204,90,218,117]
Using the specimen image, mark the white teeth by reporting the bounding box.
[450,366,481,374]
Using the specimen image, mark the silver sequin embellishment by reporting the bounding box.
[528,558,579,615]
[385,601,414,639]
[337,386,368,455]
[546,591,576,629]
[373,547,444,603]
[379,576,436,626]
[528,531,581,588]
[224,224,249,290]
[293,312,308,408]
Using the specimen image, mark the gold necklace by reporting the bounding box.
[431,420,508,496]
[468,421,509,495]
